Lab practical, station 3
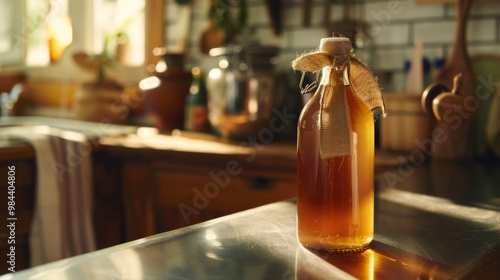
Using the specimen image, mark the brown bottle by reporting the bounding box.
[296,38,375,252]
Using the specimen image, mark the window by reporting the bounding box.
[0,0,157,83]
[0,0,24,66]
[25,0,72,66]
[91,0,145,66]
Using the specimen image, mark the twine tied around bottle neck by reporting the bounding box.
[292,37,386,159]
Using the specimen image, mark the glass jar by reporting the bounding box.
[296,38,375,252]
[206,45,289,139]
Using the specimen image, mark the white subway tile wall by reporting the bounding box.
[371,23,410,46]
[364,1,445,21]
[414,20,456,44]
[165,0,500,92]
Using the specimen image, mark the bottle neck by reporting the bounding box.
[320,65,350,87]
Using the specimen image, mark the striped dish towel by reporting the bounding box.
[3,126,96,266]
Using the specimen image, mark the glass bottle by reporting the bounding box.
[185,67,210,132]
[297,38,375,252]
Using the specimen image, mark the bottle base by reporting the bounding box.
[301,243,371,254]
[299,236,373,253]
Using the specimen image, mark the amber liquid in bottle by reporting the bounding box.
[297,67,374,252]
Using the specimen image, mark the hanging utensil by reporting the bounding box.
[303,0,313,27]
[264,0,283,36]
[421,0,475,160]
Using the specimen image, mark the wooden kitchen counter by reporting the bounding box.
[98,132,299,240]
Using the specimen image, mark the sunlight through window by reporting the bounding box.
[92,0,145,66]
[24,0,144,67]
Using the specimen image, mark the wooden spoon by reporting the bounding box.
[265,0,283,36]
[432,73,473,122]
[422,0,474,117]
[303,0,313,27]
[420,0,475,160]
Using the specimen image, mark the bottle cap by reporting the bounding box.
[319,37,352,56]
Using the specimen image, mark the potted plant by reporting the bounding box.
[72,32,129,125]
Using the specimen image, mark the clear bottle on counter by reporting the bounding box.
[184,67,210,132]
[293,36,385,252]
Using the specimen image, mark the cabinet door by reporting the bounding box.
[152,165,296,232]
[92,151,123,249]
[121,161,157,241]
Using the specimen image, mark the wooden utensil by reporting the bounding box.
[432,73,472,122]
[422,0,474,116]
[421,0,475,160]
[303,0,313,27]
[264,0,283,36]
[323,0,330,28]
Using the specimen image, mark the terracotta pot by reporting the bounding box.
[74,80,128,124]
[140,53,192,132]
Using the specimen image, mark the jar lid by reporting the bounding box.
[319,37,352,56]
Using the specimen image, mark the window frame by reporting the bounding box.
[1,0,164,84]
[0,0,25,66]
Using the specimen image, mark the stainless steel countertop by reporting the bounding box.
[4,161,500,279]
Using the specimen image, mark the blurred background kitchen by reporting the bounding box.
[1,0,499,148]
[0,0,498,152]
[1,0,500,274]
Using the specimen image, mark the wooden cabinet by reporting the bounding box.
[151,163,296,233]
[91,149,124,249]
[106,136,298,241]
[0,134,298,263]
[120,156,297,241]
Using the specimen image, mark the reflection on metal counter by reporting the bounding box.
[5,161,500,279]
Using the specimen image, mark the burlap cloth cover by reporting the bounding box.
[292,37,386,159]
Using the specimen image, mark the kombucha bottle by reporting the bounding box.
[296,38,376,252]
